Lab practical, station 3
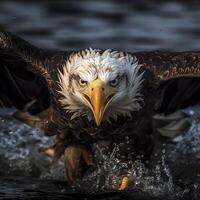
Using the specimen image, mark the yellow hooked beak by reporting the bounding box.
[81,79,115,126]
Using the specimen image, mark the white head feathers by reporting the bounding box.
[58,48,144,122]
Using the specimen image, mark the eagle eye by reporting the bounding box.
[79,78,88,87]
[109,76,120,87]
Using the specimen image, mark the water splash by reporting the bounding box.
[0,111,65,179]
[74,142,173,196]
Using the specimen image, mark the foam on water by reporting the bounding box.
[0,110,65,179]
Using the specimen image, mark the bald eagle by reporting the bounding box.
[0,31,200,185]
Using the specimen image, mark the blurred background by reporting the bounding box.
[1,0,200,51]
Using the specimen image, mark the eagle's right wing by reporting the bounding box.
[133,51,200,138]
[0,31,67,130]
[0,47,51,131]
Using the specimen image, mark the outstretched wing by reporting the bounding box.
[0,49,50,112]
[0,31,69,130]
[135,51,200,113]
[136,51,200,81]
[135,51,200,137]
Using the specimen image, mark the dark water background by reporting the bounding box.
[0,0,200,199]
[2,0,200,51]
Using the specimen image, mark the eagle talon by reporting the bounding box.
[118,176,129,191]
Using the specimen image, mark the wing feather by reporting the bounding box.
[135,51,200,81]
[0,48,51,131]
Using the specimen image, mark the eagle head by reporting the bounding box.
[58,49,144,126]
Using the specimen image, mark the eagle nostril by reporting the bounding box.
[91,87,104,91]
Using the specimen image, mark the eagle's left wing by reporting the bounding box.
[136,51,200,81]
[135,51,200,138]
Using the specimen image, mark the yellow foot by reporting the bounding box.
[119,176,129,190]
